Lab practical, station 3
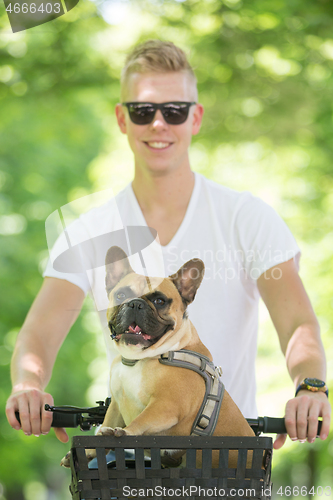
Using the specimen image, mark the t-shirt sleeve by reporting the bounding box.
[43,259,90,294]
[42,217,91,295]
[234,195,301,281]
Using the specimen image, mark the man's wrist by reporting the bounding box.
[295,377,329,398]
[12,382,44,393]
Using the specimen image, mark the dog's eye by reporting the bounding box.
[116,292,126,301]
[153,298,165,306]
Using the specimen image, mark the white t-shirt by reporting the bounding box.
[43,173,300,417]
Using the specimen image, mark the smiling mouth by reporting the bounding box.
[144,141,173,150]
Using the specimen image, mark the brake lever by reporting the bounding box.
[45,398,110,416]
[44,398,110,431]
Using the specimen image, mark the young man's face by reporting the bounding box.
[115,71,204,177]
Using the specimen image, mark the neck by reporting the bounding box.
[132,166,195,214]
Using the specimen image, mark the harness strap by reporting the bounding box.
[159,349,225,437]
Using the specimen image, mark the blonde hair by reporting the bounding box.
[121,40,197,100]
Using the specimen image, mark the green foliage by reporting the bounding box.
[0,0,332,498]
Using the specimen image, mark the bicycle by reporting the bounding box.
[18,399,322,500]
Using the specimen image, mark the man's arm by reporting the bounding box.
[6,277,85,442]
[257,258,331,449]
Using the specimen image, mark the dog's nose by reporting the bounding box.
[127,298,146,310]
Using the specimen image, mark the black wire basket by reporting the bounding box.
[69,435,273,500]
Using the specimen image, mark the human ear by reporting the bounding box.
[191,103,204,136]
[115,103,128,134]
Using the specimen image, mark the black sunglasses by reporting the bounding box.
[122,101,197,125]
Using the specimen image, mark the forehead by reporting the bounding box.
[124,71,197,103]
[112,273,178,299]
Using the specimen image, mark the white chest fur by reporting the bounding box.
[110,360,148,425]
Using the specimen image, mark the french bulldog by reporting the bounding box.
[61,246,254,468]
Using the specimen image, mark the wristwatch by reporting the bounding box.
[295,378,329,397]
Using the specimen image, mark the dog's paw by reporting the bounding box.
[97,426,127,437]
[85,448,97,461]
[60,451,72,468]
[97,426,115,436]
[161,449,185,468]
[114,427,127,437]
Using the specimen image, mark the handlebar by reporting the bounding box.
[247,416,321,436]
[15,399,111,431]
[15,398,323,436]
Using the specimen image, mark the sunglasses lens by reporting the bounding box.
[125,102,194,125]
[128,104,155,125]
[162,103,190,124]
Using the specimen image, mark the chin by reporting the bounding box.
[115,340,149,360]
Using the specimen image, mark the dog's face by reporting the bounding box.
[105,246,204,359]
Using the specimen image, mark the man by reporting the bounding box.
[6,40,330,449]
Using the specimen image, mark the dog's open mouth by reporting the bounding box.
[125,322,152,341]
[113,322,152,342]
[111,321,173,346]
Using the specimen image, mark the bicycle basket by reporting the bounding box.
[69,435,272,500]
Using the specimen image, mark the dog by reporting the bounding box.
[61,245,254,468]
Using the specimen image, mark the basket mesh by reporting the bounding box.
[69,435,272,500]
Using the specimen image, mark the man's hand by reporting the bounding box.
[6,388,69,443]
[274,391,331,449]
[6,278,85,444]
[257,259,330,449]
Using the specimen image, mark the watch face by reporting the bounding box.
[304,378,325,388]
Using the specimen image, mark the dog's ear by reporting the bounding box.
[169,259,205,305]
[105,246,134,295]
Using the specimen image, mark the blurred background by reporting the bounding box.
[0,0,333,498]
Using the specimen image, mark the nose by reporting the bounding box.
[127,298,146,310]
[150,109,168,130]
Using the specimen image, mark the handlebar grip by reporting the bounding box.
[49,411,80,428]
[262,417,286,434]
[262,416,323,436]
[15,411,80,428]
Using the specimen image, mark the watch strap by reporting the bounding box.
[295,378,329,398]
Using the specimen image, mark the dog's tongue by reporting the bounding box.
[127,323,151,340]
[129,324,142,334]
